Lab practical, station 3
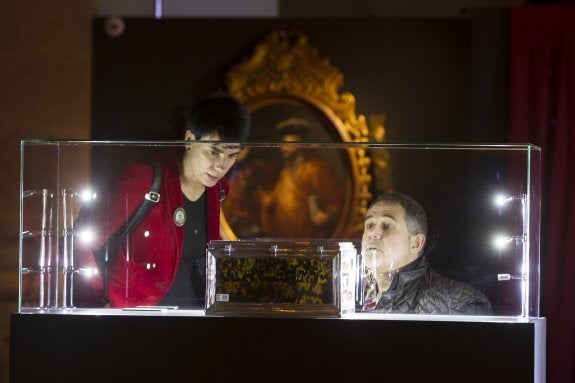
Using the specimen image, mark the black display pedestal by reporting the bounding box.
[9,313,545,383]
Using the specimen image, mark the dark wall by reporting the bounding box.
[92,16,507,142]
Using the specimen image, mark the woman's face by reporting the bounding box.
[183,130,241,188]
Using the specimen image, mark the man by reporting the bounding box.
[361,192,492,315]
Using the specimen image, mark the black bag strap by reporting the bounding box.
[94,159,162,273]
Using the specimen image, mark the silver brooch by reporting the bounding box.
[173,207,186,227]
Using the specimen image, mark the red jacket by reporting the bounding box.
[74,152,224,307]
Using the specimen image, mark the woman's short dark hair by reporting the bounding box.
[186,93,251,141]
[369,192,428,237]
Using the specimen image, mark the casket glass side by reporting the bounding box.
[205,240,357,317]
[19,140,540,321]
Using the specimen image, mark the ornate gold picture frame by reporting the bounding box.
[221,28,376,240]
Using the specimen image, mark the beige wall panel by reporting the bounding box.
[0,2,94,382]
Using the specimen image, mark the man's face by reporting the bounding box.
[183,131,241,188]
[361,201,424,272]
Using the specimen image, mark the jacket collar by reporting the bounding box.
[388,256,429,291]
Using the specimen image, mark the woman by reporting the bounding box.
[74,93,250,308]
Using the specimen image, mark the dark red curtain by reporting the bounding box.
[509,5,575,383]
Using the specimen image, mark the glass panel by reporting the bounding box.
[18,140,540,321]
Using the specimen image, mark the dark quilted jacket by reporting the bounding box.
[374,257,493,315]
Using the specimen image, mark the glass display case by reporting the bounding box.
[19,140,541,321]
[205,240,357,317]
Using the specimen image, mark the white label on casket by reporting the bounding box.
[216,293,230,302]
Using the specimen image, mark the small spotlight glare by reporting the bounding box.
[494,194,512,207]
[79,189,97,203]
[78,268,99,278]
[493,234,513,250]
[77,228,96,245]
